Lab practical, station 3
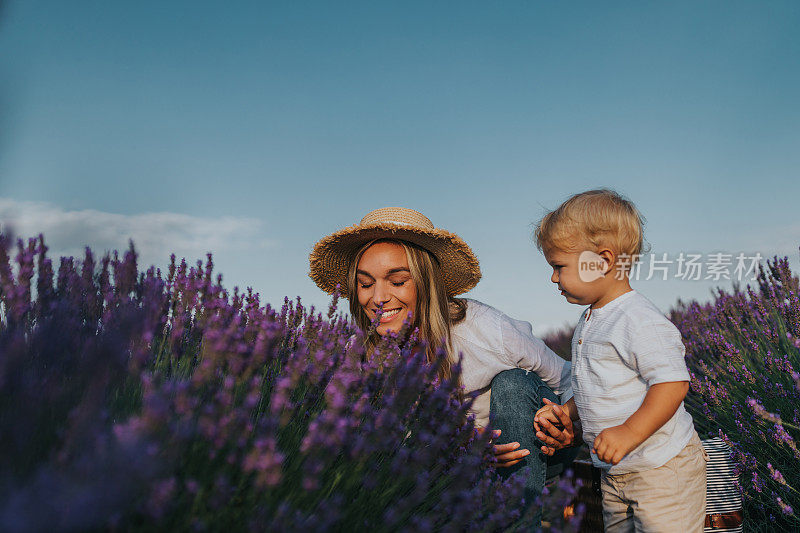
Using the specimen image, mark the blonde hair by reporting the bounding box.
[535,189,647,261]
[347,239,466,384]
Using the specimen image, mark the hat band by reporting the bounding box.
[378,220,416,227]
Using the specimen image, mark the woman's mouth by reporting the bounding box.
[378,308,402,323]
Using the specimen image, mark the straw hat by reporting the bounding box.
[309,207,481,297]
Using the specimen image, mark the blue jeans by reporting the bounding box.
[489,368,578,526]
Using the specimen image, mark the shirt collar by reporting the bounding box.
[587,289,637,318]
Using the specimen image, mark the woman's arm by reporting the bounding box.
[499,315,577,451]
[500,315,573,404]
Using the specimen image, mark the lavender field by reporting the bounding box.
[0,235,583,532]
[672,256,800,529]
[2,234,798,531]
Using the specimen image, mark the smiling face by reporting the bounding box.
[356,241,418,335]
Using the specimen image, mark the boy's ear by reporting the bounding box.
[597,249,615,275]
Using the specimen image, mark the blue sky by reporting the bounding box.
[1,1,799,333]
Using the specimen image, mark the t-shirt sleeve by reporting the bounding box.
[500,315,574,403]
[627,316,690,385]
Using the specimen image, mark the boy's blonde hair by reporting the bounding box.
[535,189,647,259]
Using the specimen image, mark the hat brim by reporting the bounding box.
[309,222,481,297]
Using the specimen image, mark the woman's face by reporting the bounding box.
[356,241,417,335]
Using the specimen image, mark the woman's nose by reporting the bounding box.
[373,282,391,305]
[551,271,559,283]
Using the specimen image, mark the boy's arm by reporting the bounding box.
[623,381,689,441]
[593,381,689,465]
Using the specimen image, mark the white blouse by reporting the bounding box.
[452,299,573,427]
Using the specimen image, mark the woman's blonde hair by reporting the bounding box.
[535,189,647,261]
[347,239,466,384]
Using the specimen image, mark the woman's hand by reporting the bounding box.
[534,398,576,456]
[489,429,530,468]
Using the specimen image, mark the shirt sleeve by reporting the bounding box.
[627,317,690,386]
[500,315,574,403]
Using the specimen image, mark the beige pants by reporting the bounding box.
[600,432,708,533]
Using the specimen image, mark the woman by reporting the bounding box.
[309,207,576,521]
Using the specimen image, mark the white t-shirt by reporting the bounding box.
[452,299,573,428]
[571,290,695,474]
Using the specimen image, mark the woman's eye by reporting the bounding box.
[392,281,406,287]
[359,282,373,289]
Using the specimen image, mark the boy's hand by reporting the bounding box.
[533,402,560,440]
[534,399,576,455]
[592,424,640,465]
[533,402,558,427]
[592,381,690,465]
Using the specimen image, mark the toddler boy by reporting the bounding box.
[533,189,707,532]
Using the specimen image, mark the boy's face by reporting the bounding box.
[543,246,607,306]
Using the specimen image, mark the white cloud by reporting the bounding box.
[0,198,275,270]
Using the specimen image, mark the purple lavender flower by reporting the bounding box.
[777,497,794,516]
[665,253,800,527]
[0,233,582,531]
